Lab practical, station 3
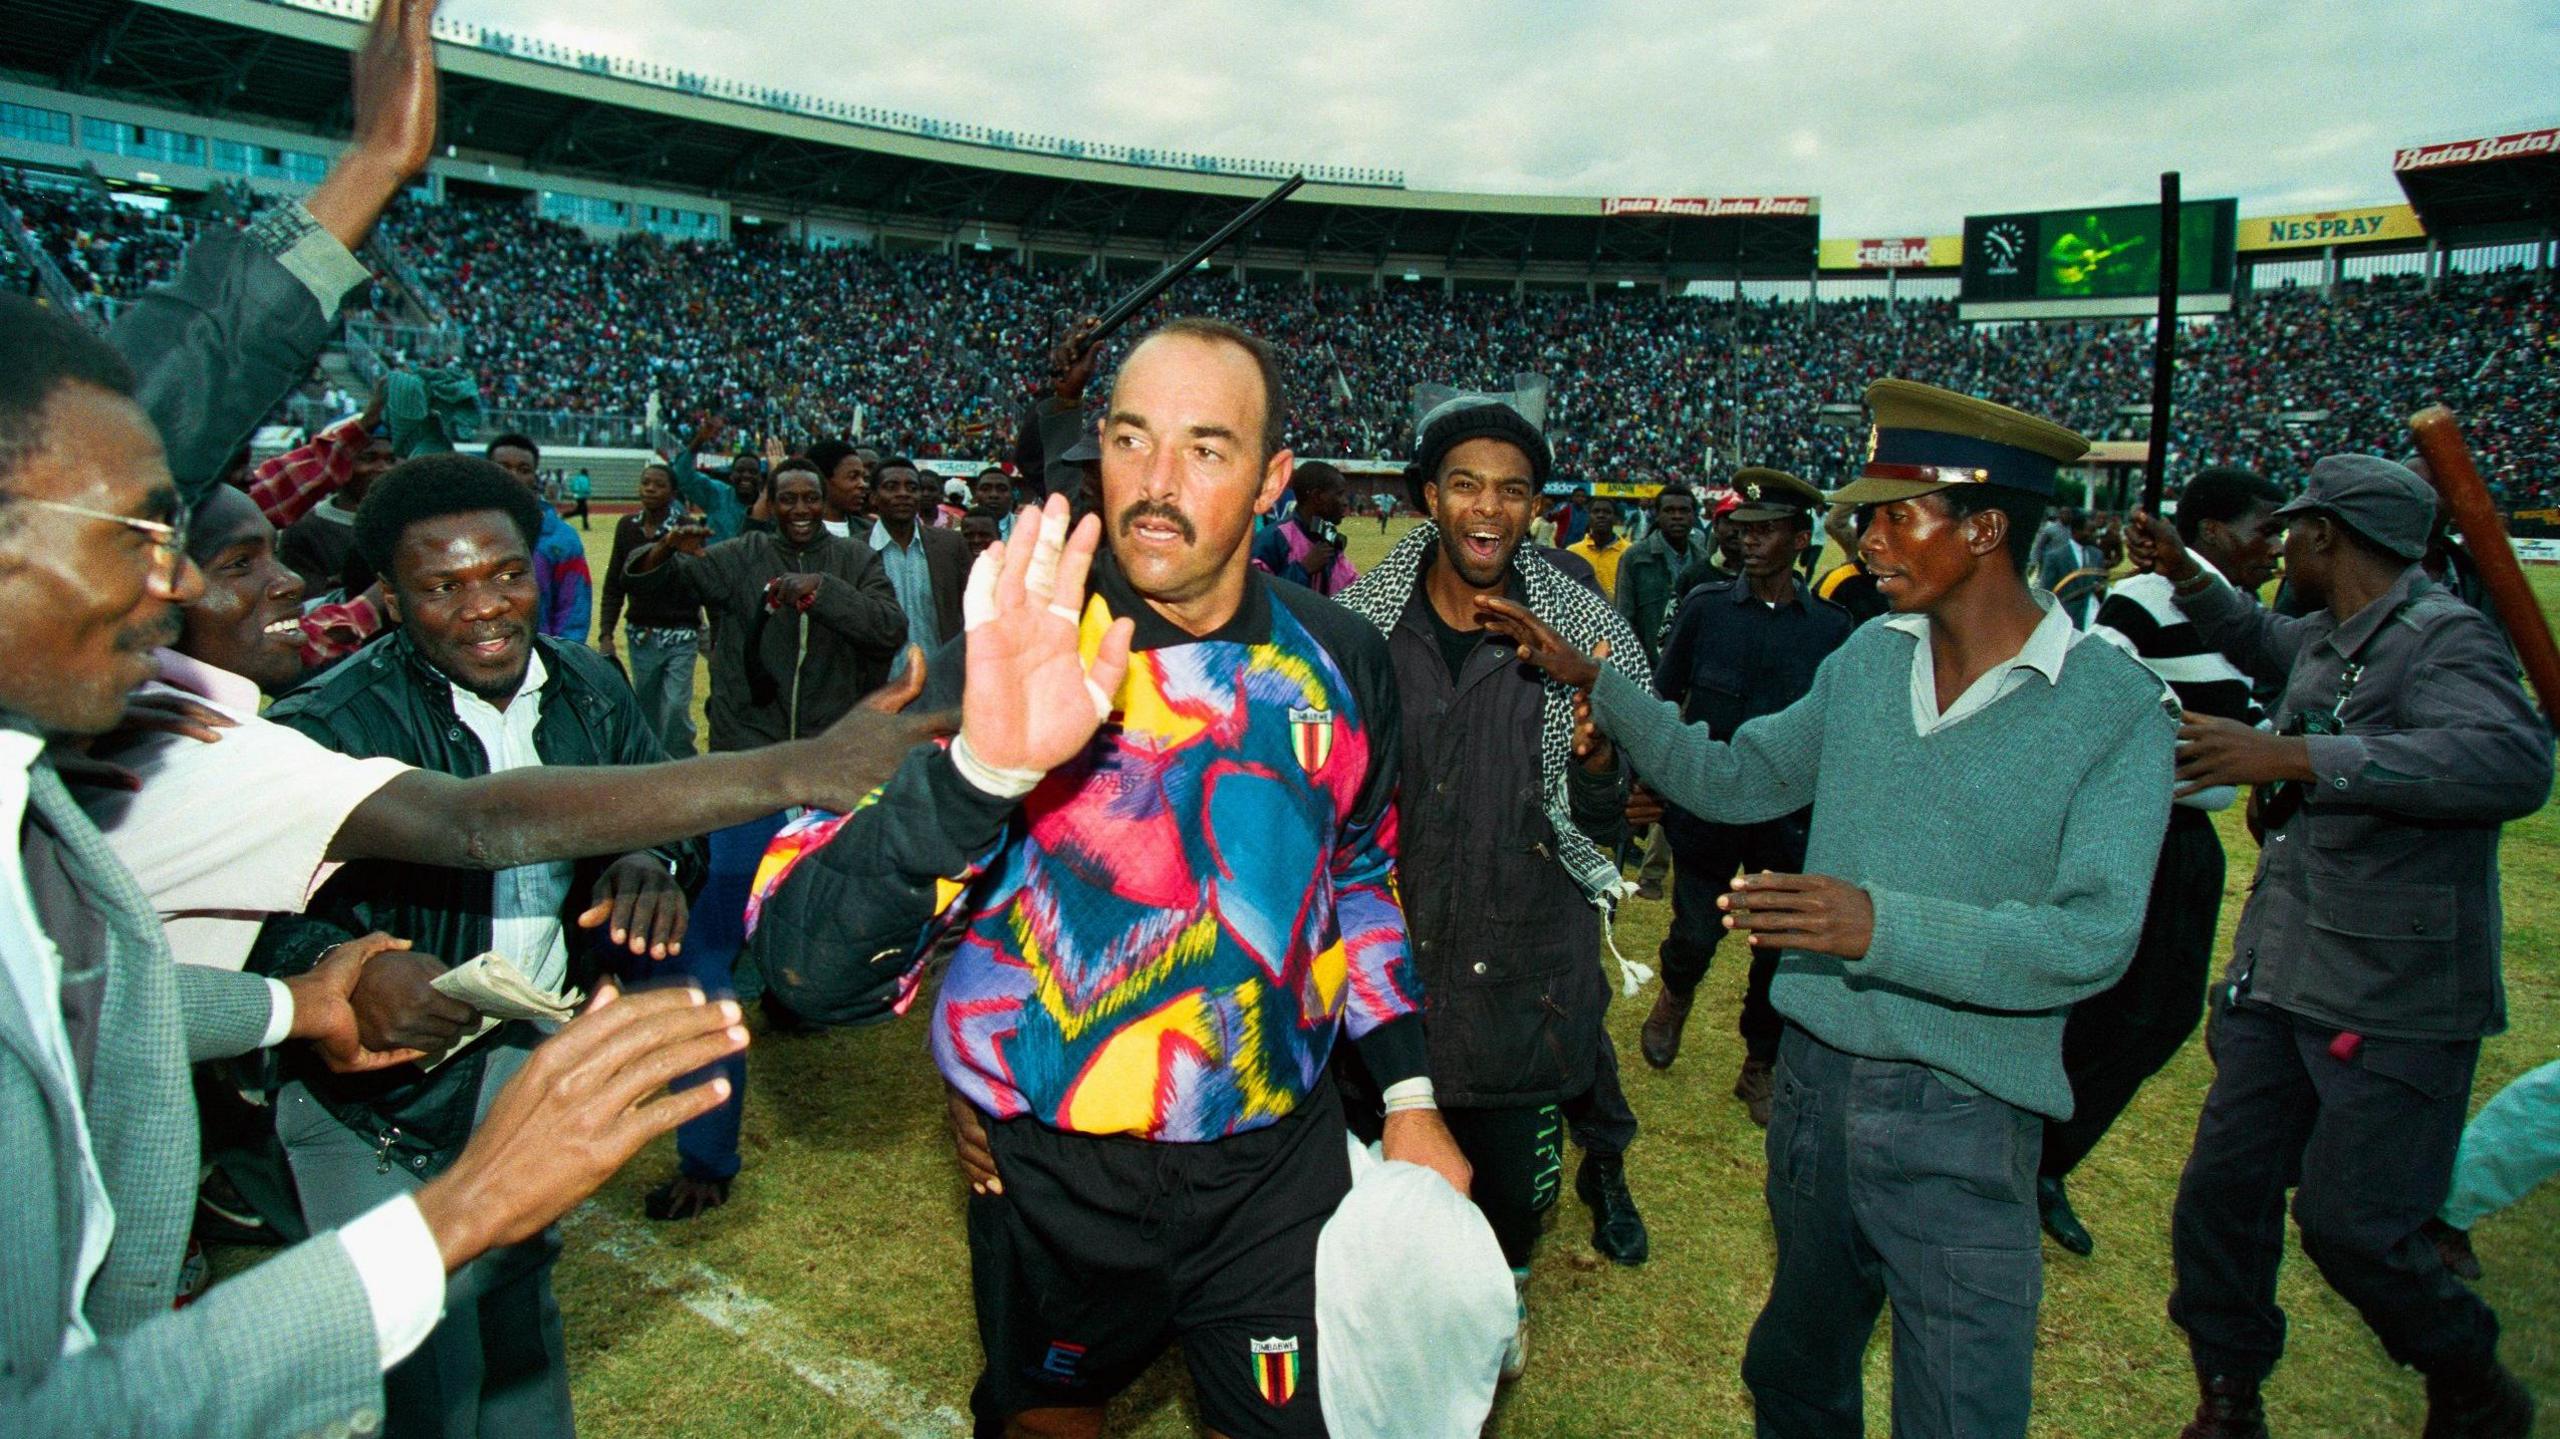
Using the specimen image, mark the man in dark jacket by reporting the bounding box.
[596,460,705,756]
[1338,392,1650,1379]
[257,458,705,1439]
[2136,457,2551,1439]
[1641,470,1853,1128]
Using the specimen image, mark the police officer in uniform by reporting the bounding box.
[1639,469,1852,1126]
[2132,456,2551,1439]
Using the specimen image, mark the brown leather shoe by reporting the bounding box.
[1640,986,1693,1069]
[1733,1057,1775,1128]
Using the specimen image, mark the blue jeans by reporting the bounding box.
[632,808,788,1183]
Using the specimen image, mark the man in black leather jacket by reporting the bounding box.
[252,458,704,1439]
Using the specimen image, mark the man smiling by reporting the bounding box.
[1477,378,2175,1439]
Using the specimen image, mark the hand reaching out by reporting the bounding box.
[1472,595,1600,689]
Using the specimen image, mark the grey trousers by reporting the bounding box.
[280,1044,574,1439]
[625,627,698,757]
[1744,1024,2042,1439]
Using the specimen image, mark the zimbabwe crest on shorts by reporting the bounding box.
[1286,706,1334,773]
[1250,1335,1301,1406]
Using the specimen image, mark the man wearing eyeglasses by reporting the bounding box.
[0,291,759,1438]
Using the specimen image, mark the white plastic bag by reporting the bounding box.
[1316,1135,1517,1438]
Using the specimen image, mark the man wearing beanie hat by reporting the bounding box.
[1477,378,2176,1438]
[1339,389,1655,1377]
[2130,454,2551,1439]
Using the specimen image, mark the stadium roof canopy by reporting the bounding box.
[6,0,1820,281]
[2391,124,2560,241]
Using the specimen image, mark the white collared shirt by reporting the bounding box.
[1883,589,2081,736]
[0,726,116,1355]
[446,649,574,997]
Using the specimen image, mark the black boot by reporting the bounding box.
[2179,1374,2270,1439]
[2037,1174,2093,1257]
[2423,1358,2534,1439]
[1575,1151,1649,1267]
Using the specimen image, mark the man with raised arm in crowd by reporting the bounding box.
[1337,388,1653,1381]
[1479,379,2174,1439]
[0,271,746,1438]
[2131,456,2551,1439]
[749,318,1468,1439]
[2029,465,2285,1259]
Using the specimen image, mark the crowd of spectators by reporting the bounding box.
[0,179,199,303]
[11,181,2555,506]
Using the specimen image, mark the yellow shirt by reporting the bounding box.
[1566,534,1629,601]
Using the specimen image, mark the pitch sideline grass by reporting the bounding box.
[472,517,2557,1435]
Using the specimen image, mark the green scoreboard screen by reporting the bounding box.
[1963,199,2237,307]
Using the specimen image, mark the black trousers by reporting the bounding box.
[2168,997,2494,1384]
[1443,1102,1567,1269]
[1661,812,1808,1063]
[2042,808,2223,1178]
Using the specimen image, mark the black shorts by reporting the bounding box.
[965,1083,1351,1438]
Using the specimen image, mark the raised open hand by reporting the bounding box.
[958,494,1135,778]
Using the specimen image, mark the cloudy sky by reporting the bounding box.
[438,0,2556,235]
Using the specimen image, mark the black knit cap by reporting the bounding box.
[1405,399,1553,510]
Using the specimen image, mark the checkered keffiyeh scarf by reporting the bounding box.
[1340,523,1652,921]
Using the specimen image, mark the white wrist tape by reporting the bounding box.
[1381,1076,1438,1114]
[948,731,1044,800]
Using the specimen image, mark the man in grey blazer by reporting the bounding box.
[0,287,749,1436]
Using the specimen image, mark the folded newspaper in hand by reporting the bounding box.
[422,952,585,1068]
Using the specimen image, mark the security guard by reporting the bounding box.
[1640,469,1852,1131]
[2132,456,2552,1439]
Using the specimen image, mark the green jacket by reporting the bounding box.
[252,632,705,1175]
[1613,529,1714,664]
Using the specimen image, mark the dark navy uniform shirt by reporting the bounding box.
[1657,575,1856,743]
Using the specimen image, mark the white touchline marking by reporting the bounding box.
[563,1203,968,1438]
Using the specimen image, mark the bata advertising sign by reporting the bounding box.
[2239,205,2425,251]
[1819,235,1961,269]
[1602,196,1815,218]
[2394,126,2560,171]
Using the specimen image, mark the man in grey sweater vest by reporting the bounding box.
[1482,379,2175,1439]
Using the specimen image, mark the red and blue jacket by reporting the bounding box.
[746,560,1425,1142]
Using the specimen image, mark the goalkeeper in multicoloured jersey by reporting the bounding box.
[748,317,1468,1439]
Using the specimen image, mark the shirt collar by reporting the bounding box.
[1729,574,1809,609]
[151,648,262,715]
[0,723,40,780]
[2328,563,2430,660]
[1882,588,2076,686]
[447,645,551,720]
[869,518,922,553]
[1093,551,1273,651]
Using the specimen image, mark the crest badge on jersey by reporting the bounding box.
[1250,1335,1301,1406]
[1287,706,1334,773]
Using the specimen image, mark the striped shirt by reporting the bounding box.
[2089,554,2265,812]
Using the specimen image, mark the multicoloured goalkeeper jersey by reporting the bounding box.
[746,561,1422,1142]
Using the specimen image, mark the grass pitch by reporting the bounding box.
[448,517,2560,1435]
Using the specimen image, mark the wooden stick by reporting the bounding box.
[2409,404,2560,718]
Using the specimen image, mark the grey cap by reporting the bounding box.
[1061,423,1101,465]
[2274,454,2435,561]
